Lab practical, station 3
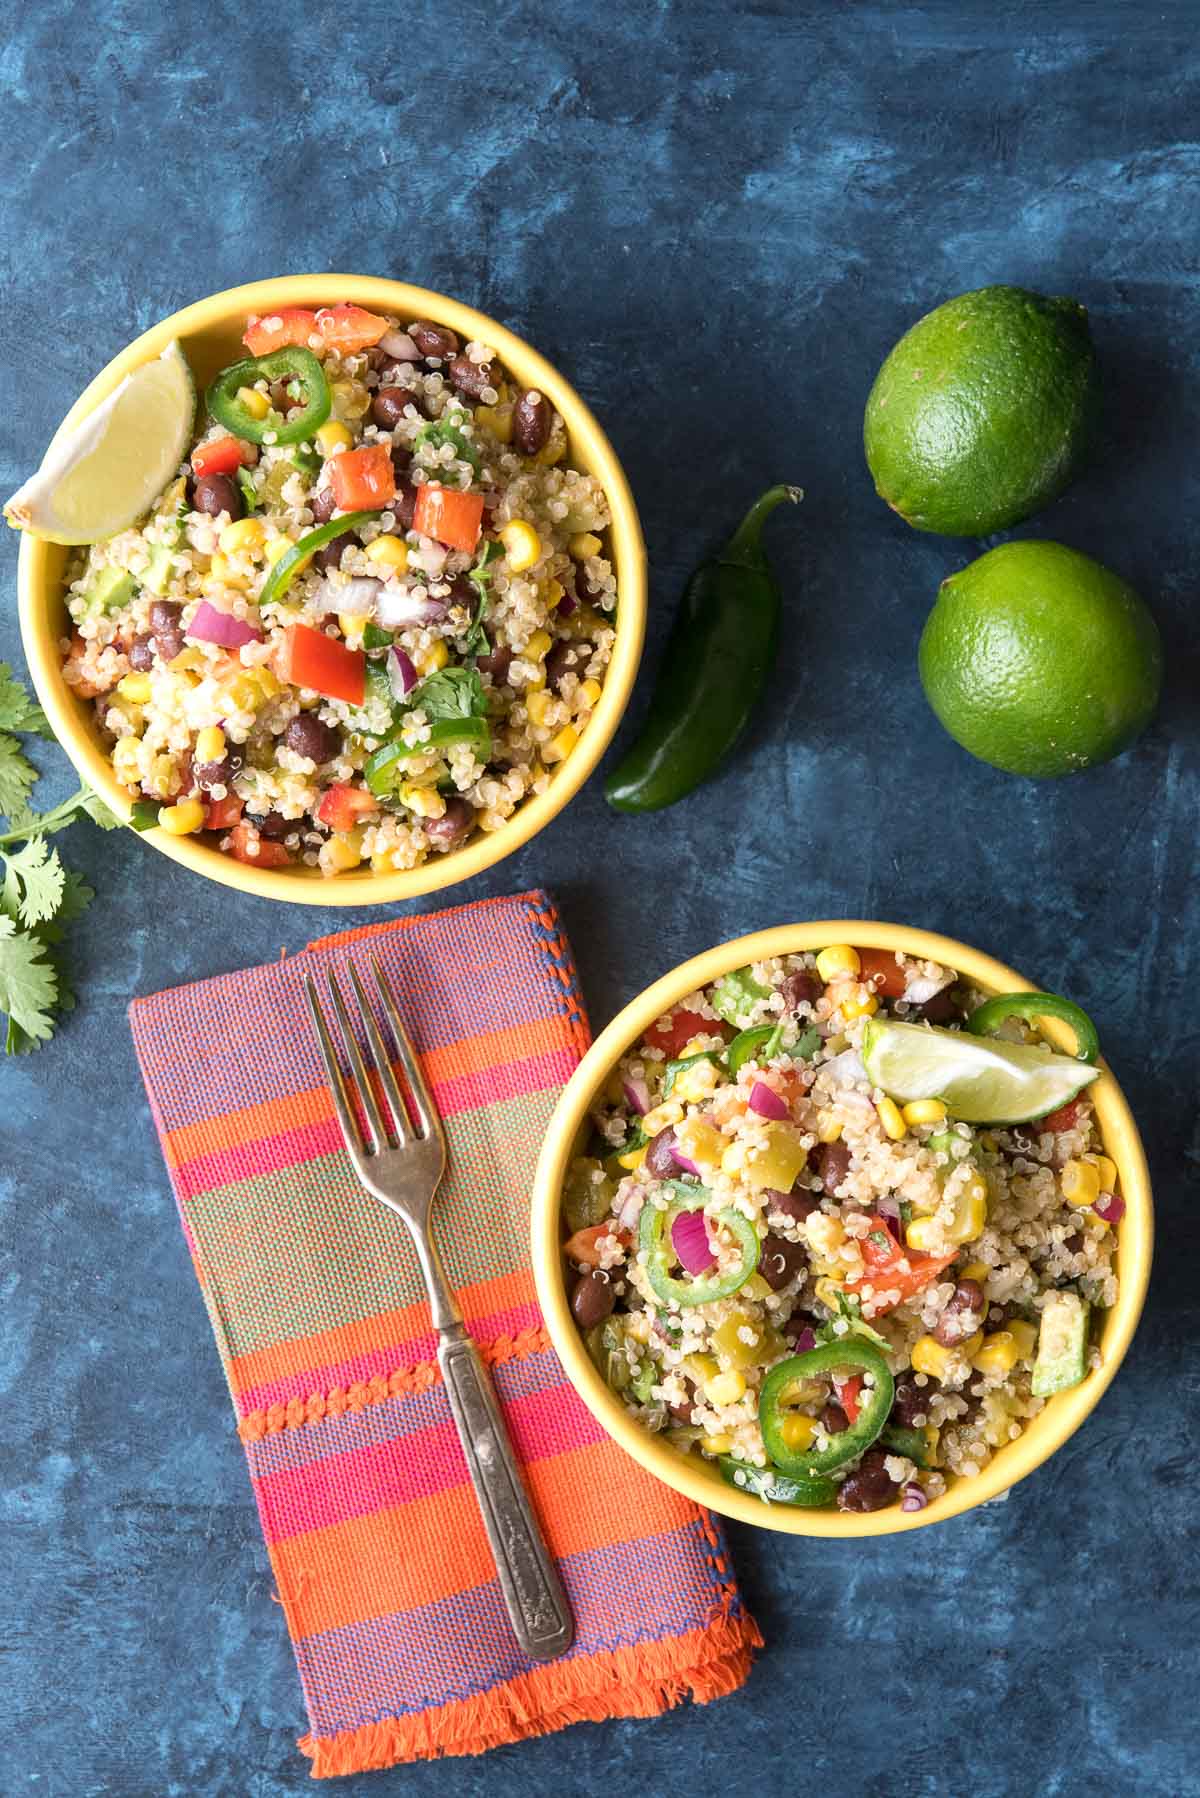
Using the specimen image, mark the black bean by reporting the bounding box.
[645,1129,679,1179]
[513,389,552,455]
[814,1139,851,1195]
[372,386,417,430]
[571,1268,614,1330]
[193,747,244,793]
[836,1449,897,1513]
[544,639,589,694]
[423,798,475,844]
[765,1187,819,1224]
[148,599,182,635]
[668,1397,696,1425]
[310,487,338,525]
[821,1402,850,1436]
[127,634,155,672]
[448,354,497,399]
[193,472,242,520]
[1064,1231,1085,1255]
[912,986,965,1024]
[758,1232,807,1292]
[781,969,820,1011]
[574,560,603,603]
[409,321,460,360]
[891,1372,930,1427]
[314,530,356,573]
[155,626,185,662]
[933,1279,986,1347]
[476,643,512,685]
[391,475,418,529]
[254,810,295,840]
[283,713,341,764]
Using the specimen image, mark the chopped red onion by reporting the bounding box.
[622,1076,651,1116]
[616,1186,643,1232]
[312,575,383,616]
[557,587,579,616]
[876,1194,903,1240]
[904,975,951,1005]
[387,645,418,700]
[748,1080,789,1120]
[379,328,420,361]
[375,584,449,628]
[822,1048,868,1088]
[413,537,449,577]
[671,1209,715,1275]
[791,1326,817,1352]
[669,1145,701,1176]
[1093,1190,1125,1223]
[186,600,263,650]
[900,1481,928,1512]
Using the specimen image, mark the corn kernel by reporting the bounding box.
[316,420,354,454]
[1007,1319,1038,1361]
[675,1057,724,1103]
[959,1261,989,1286]
[569,531,602,560]
[500,519,542,572]
[526,688,554,728]
[543,724,579,764]
[816,1111,843,1145]
[112,737,142,778]
[158,798,206,836]
[416,640,450,676]
[705,1370,747,1407]
[971,1331,1020,1376]
[525,629,552,662]
[740,1274,774,1303]
[924,1424,942,1467]
[641,1099,685,1137]
[876,1096,906,1140]
[219,516,267,555]
[1061,1157,1101,1209]
[903,1099,948,1127]
[116,672,152,704]
[541,578,565,609]
[816,944,861,982]
[235,384,271,421]
[536,437,566,466]
[365,534,409,574]
[264,536,293,566]
[674,1118,725,1169]
[905,1216,941,1253]
[780,1412,818,1452]
[205,552,249,591]
[840,989,879,1022]
[578,678,603,709]
[1087,1153,1118,1192]
[806,1211,846,1257]
[945,1178,988,1245]
[398,782,447,820]
[370,848,400,874]
[813,1275,847,1312]
[616,1143,648,1171]
[474,401,513,443]
[683,1354,719,1387]
[194,725,226,764]
[322,831,363,872]
[911,1336,955,1382]
[701,1434,733,1456]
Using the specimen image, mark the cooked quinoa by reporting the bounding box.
[60,303,616,875]
[564,944,1121,1515]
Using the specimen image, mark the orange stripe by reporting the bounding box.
[160,1014,577,1172]
[228,1267,536,1397]
[273,1438,691,1639]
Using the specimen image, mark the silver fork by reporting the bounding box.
[304,958,575,1663]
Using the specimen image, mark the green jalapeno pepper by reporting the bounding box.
[258,510,381,608]
[759,1338,894,1478]
[604,484,801,813]
[364,718,493,795]
[638,1185,760,1308]
[726,1023,783,1076]
[966,991,1100,1064]
[880,1424,929,1466]
[207,347,331,446]
[718,1456,839,1508]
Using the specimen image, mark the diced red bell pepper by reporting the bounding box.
[242,308,320,357]
[412,483,485,554]
[316,783,379,832]
[835,1373,864,1426]
[315,303,391,353]
[227,821,291,868]
[278,622,366,705]
[202,792,243,832]
[1041,1099,1082,1133]
[327,443,396,512]
[846,1214,957,1314]
[646,1007,731,1059]
[856,946,907,999]
[192,435,256,479]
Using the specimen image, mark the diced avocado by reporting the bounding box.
[141,542,176,596]
[1031,1290,1090,1397]
[83,567,136,615]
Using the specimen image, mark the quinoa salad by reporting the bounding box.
[563,944,1121,1515]
[59,302,616,874]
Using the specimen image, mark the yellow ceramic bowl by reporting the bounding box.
[17,275,646,905]
[532,921,1152,1536]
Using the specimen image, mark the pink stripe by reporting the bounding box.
[171,1047,577,1204]
[252,1387,605,1543]
[235,1300,542,1416]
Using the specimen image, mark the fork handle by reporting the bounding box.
[437,1324,575,1661]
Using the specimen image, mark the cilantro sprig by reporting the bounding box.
[0,663,120,1051]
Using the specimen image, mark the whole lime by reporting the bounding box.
[864,285,1100,536]
[918,540,1162,777]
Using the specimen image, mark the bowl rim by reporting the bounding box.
[531,920,1153,1537]
[16,273,646,906]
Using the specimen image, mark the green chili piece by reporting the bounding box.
[759,1339,894,1479]
[638,1186,760,1309]
[965,991,1099,1064]
[726,1023,783,1075]
[258,510,380,608]
[604,484,802,812]
[718,1457,838,1508]
[127,800,162,833]
[206,347,331,446]
[880,1424,929,1466]
[363,623,395,651]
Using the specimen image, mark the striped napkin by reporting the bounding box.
[128,890,760,1777]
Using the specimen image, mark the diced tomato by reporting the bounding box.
[316,783,379,832]
[563,1223,630,1268]
[412,483,485,554]
[328,443,396,512]
[242,307,320,357]
[835,1373,864,1426]
[846,1214,957,1313]
[315,302,391,354]
[857,946,907,999]
[192,435,256,479]
[278,623,366,705]
[645,1007,731,1059]
[1041,1099,1082,1133]
[202,792,243,832]
[227,821,291,868]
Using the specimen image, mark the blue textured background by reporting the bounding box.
[2,3,1197,1793]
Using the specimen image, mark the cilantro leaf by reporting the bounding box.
[4,838,65,926]
[0,663,52,739]
[412,666,487,722]
[0,917,58,1043]
[0,735,38,817]
[78,787,122,830]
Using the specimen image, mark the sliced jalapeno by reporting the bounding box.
[966,991,1099,1064]
[759,1338,894,1478]
[207,347,331,446]
[258,510,380,607]
[718,1456,839,1508]
[638,1185,760,1308]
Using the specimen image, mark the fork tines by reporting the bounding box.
[305,958,438,1157]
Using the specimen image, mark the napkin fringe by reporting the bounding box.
[298,1608,764,1776]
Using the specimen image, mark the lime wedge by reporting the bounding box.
[861,1017,1099,1124]
[4,341,195,544]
